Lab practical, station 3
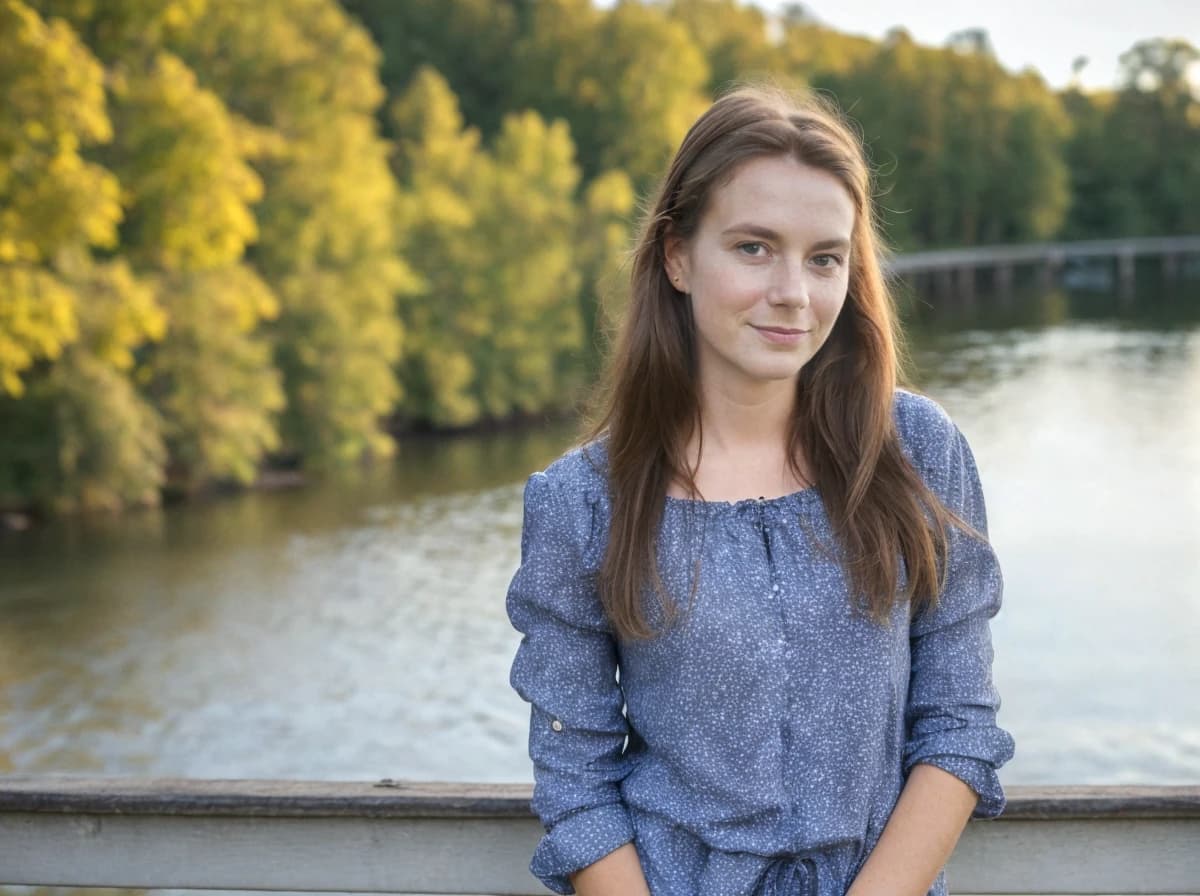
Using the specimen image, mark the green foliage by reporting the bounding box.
[39,0,287,492]
[145,266,284,487]
[0,0,122,396]
[1,0,1197,516]
[1064,39,1200,238]
[176,0,410,468]
[106,52,263,272]
[390,67,484,426]
[473,110,583,417]
[579,1,709,188]
[342,0,522,138]
[777,16,877,79]
[0,345,166,512]
[37,0,207,54]
[517,0,709,188]
[105,50,283,488]
[576,169,636,374]
[392,68,585,426]
[816,28,1070,249]
[667,0,775,94]
[0,1,169,513]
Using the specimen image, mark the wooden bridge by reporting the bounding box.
[886,234,1200,297]
[1,777,1198,894]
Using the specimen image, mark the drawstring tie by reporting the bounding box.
[758,855,818,896]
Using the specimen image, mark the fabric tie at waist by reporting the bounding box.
[699,851,819,896]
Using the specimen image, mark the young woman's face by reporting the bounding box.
[665,154,855,397]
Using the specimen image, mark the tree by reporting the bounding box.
[470,109,583,418]
[777,15,876,80]
[177,0,413,466]
[0,1,168,511]
[390,67,484,425]
[1119,37,1200,97]
[818,27,1068,248]
[343,0,522,138]
[102,50,285,488]
[0,0,122,397]
[1115,39,1200,235]
[667,0,775,94]
[576,169,636,377]
[1064,38,1200,238]
[391,67,587,425]
[510,0,709,188]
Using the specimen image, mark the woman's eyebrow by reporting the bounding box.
[810,238,851,251]
[721,223,781,240]
[720,224,851,252]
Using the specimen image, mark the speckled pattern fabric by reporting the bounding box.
[506,390,1015,895]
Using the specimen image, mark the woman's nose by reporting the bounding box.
[767,259,811,308]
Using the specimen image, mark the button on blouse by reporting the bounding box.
[506,390,1015,895]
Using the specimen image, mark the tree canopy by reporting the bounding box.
[2,0,1196,514]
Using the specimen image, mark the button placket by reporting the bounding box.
[755,497,779,597]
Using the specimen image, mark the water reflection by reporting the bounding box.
[910,279,1200,786]
[0,280,1197,791]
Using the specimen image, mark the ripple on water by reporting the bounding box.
[1,313,1199,786]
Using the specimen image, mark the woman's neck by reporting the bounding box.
[672,376,810,501]
[693,376,796,453]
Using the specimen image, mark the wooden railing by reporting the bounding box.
[1,777,1198,894]
[886,234,1200,274]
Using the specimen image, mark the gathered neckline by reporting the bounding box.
[663,485,820,512]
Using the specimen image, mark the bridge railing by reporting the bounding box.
[886,234,1200,274]
[1,777,1198,894]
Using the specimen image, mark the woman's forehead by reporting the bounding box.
[701,155,855,240]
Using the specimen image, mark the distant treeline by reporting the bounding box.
[1,0,1197,514]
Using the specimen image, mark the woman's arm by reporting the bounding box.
[569,843,652,896]
[855,395,1017,895]
[507,468,645,893]
[844,763,978,896]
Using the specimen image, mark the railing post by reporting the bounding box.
[992,263,1014,295]
[1118,249,1136,303]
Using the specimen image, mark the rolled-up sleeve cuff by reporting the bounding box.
[530,802,636,894]
[908,754,1008,818]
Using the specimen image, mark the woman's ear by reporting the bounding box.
[663,230,690,294]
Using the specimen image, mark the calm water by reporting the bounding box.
[2,277,1198,789]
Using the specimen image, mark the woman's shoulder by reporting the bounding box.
[523,438,611,568]
[527,438,611,538]
[538,436,611,496]
[892,387,954,433]
[891,388,961,474]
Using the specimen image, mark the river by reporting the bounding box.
[2,273,1198,789]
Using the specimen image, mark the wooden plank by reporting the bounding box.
[1,780,1198,893]
[0,811,1197,894]
[1,777,1197,819]
[950,818,1200,894]
[0,776,534,818]
[0,813,548,894]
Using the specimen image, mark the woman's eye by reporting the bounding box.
[812,254,843,268]
[737,241,767,257]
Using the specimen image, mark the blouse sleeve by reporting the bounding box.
[902,408,1016,818]
[506,469,636,894]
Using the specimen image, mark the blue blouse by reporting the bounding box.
[506,390,1015,895]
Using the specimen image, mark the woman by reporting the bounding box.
[506,85,1015,896]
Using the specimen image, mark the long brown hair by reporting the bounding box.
[585,85,964,641]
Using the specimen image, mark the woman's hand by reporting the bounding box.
[845,763,978,896]
[569,842,652,896]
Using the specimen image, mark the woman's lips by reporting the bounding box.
[752,325,810,345]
